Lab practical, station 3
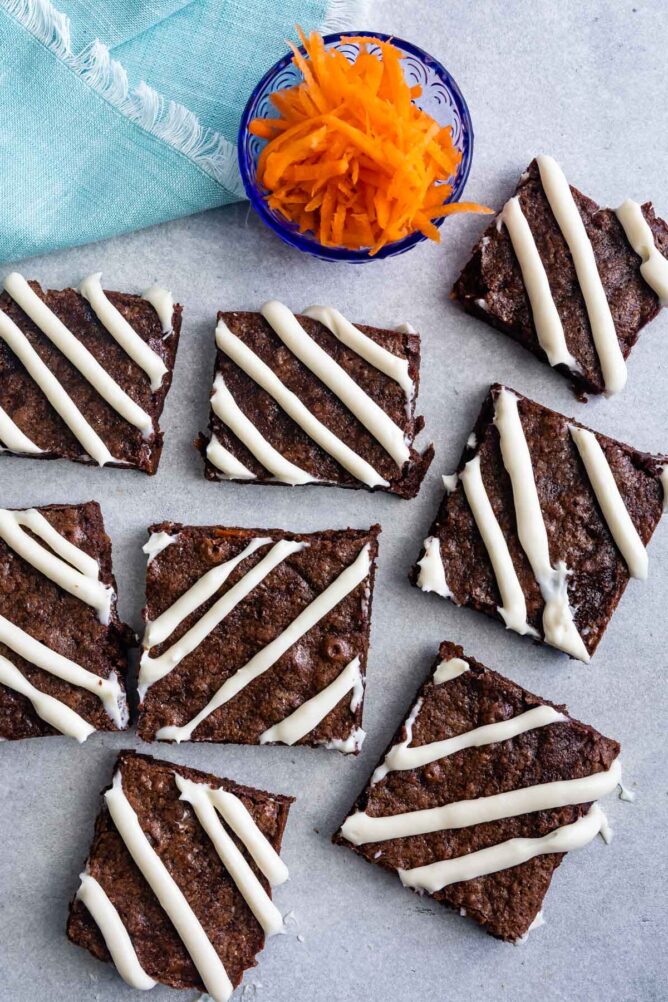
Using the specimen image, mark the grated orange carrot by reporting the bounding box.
[249,28,491,254]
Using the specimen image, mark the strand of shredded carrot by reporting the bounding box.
[249,28,491,253]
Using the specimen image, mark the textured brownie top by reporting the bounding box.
[0,501,130,741]
[452,160,668,397]
[199,306,433,497]
[412,384,667,661]
[334,642,621,942]
[0,277,181,474]
[67,751,293,996]
[137,523,379,750]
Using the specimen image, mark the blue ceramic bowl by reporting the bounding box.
[238,31,474,263]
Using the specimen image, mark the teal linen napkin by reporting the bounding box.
[0,0,367,263]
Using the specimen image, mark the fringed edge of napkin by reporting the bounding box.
[4,0,370,198]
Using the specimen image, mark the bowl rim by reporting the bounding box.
[237,29,474,263]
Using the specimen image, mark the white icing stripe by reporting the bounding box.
[662,465,668,512]
[0,652,95,742]
[326,727,366,754]
[216,321,388,488]
[374,705,566,782]
[206,433,257,480]
[142,286,175,334]
[0,508,113,623]
[105,772,233,1002]
[371,696,423,785]
[398,803,607,893]
[500,196,580,372]
[569,425,648,579]
[0,403,43,453]
[615,199,668,306]
[76,873,156,990]
[536,156,626,396]
[79,273,168,392]
[210,373,314,485]
[303,305,414,398]
[432,657,470,684]
[262,301,409,466]
[259,656,363,748]
[460,455,537,636]
[494,389,590,662]
[143,537,272,651]
[0,614,126,727]
[139,538,293,694]
[4,273,154,436]
[339,758,621,845]
[0,307,117,466]
[143,530,178,566]
[210,789,289,887]
[175,775,284,937]
[157,544,372,743]
[416,536,452,598]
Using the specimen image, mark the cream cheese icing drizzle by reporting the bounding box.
[262,301,410,467]
[325,727,366,754]
[175,776,285,937]
[206,433,257,480]
[536,156,626,396]
[494,388,590,661]
[661,465,668,512]
[215,321,388,488]
[143,530,179,566]
[79,273,168,391]
[204,787,289,887]
[340,757,621,845]
[615,199,668,306]
[76,873,156,990]
[432,657,470,683]
[259,656,364,749]
[500,196,580,372]
[0,613,126,727]
[0,508,113,622]
[210,373,314,485]
[105,772,233,1002]
[0,652,96,742]
[0,403,43,454]
[157,543,372,743]
[374,705,566,784]
[4,273,154,436]
[139,538,287,695]
[302,305,414,399]
[143,536,272,651]
[0,307,117,465]
[569,425,648,579]
[142,286,175,334]
[416,536,452,598]
[460,455,537,636]
[398,803,608,894]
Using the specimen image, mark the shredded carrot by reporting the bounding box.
[249,28,491,254]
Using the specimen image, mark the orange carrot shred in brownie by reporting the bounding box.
[249,29,491,254]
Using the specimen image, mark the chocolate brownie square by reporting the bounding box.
[412,383,667,662]
[137,523,379,751]
[334,642,622,942]
[67,751,293,1000]
[197,301,433,497]
[0,272,181,473]
[453,157,668,398]
[0,501,130,741]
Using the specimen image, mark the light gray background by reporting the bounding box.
[0,2,666,1000]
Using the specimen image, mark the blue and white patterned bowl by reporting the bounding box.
[238,31,474,264]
